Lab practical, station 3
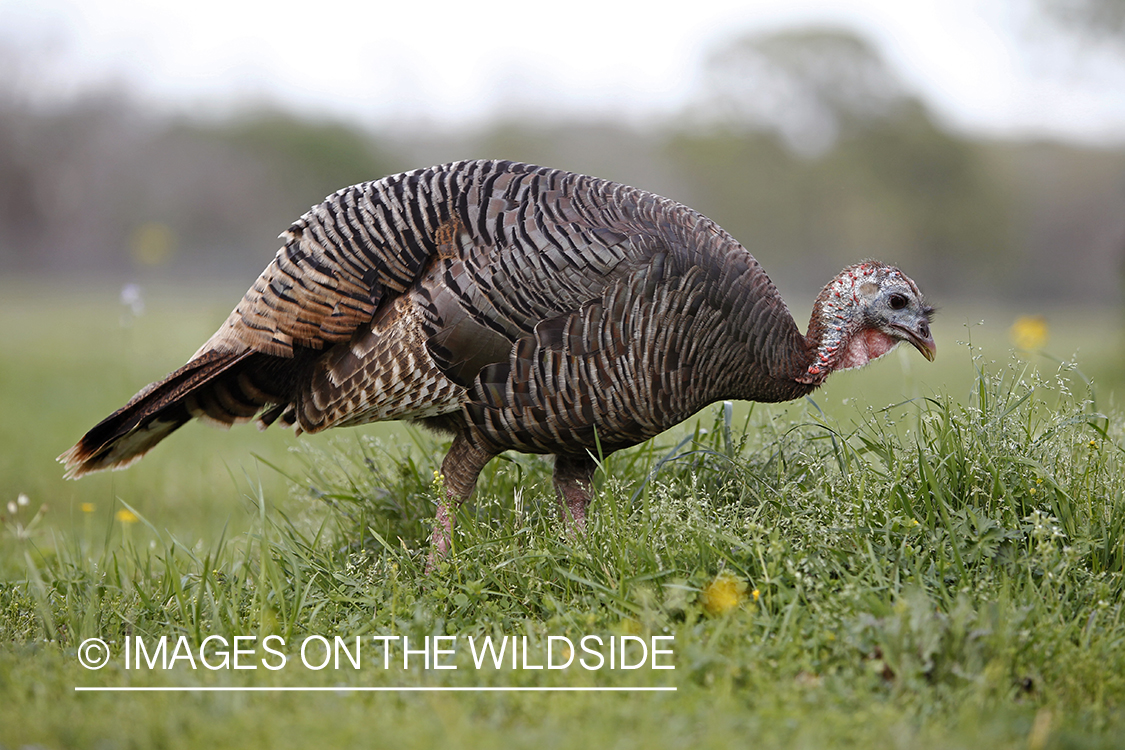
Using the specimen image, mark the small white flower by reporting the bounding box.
[17,493,29,506]
[120,283,145,316]
[6,501,17,515]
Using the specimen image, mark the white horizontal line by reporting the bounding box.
[75,686,676,692]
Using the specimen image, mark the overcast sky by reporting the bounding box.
[3,0,1125,143]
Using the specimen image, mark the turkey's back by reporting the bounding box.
[276,160,810,454]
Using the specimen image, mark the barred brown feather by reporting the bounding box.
[60,160,934,559]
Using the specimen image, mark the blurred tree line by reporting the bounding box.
[1,27,1123,303]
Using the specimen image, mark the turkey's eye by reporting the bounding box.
[889,293,908,310]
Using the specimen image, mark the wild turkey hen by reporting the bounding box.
[60,159,935,557]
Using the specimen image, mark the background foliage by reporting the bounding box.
[1,28,1123,304]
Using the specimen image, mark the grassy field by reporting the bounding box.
[2,280,1125,748]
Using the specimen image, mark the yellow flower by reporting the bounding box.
[700,572,747,615]
[752,588,760,602]
[115,509,138,524]
[130,222,176,266]
[618,618,643,635]
[1010,316,1048,351]
[80,503,96,513]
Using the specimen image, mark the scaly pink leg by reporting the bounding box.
[427,433,494,570]
[553,454,597,535]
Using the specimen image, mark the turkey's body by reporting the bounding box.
[239,158,815,450]
[61,159,934,559]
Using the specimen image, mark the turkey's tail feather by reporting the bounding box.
[58,349,262,479]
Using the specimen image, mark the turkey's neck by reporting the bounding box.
[798,270,869,386]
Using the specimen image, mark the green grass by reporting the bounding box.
[2,282,1125,748]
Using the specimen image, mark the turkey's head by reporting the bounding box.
[801,260,935,385]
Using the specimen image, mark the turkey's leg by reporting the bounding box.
[428,433,494,569]
[553,454,597,534]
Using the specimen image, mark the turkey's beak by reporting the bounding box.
[902,325,936,362]
[893,321,936,361]
[911,335,937,362]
